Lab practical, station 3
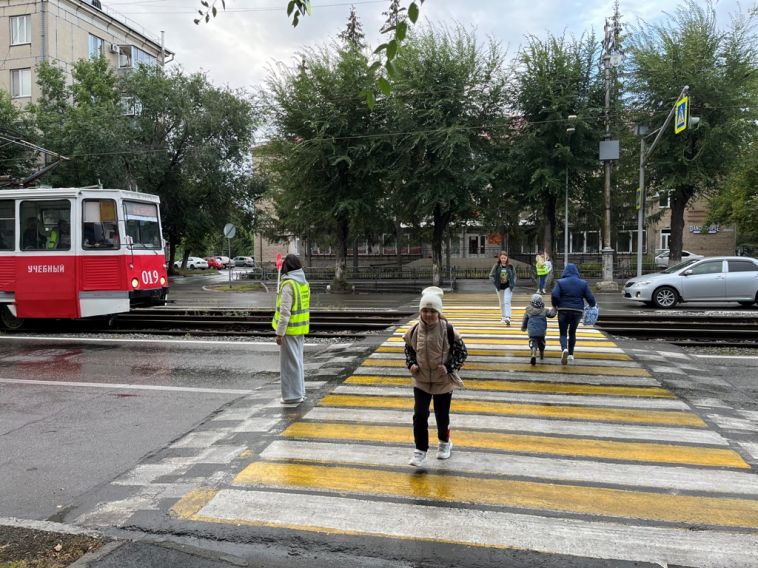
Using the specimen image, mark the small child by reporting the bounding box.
[521,293,556,365]
[404,291,468,468]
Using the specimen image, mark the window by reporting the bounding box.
[11,68,31,98]
[660,229,670,251]
[468,235,484,255]
[124,201,161,249]
[10,15,31,45]
[88,34,104,58]
[118,45,157,69]
[657,189,671,209]
[689,260,723,276]
[20,200,71,251]
[0,200,15,251]
[120,96,143,116]
[82,199,119,249]
[728,260,758,273]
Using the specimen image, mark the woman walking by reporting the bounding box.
[535,254,548,294]
[550,263,596,365]
[272,254,311,403]
[404,291,468,468]
[489,251,516,325]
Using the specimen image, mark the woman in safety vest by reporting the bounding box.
[272,254,311,404]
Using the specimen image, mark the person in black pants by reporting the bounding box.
[551,263,596,365]
[403,291,468,468]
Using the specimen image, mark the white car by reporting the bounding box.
[623,256,758,308]
[173,256,208,269]
[654,249,703,268]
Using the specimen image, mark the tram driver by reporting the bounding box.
[22,218,44,249]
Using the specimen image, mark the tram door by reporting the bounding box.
[15,199,78,318]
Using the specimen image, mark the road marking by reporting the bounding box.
[233,462,758,529]
[304,407,728,445]
[320,394,704,427]
[344,375,674,398]
[171,489,758,567]
[169,488,218,518]
[0,335,324,347]
[376,345,633,360]
[282,422,745,467]
[692,354,758,360]
[362,359,652,377]
[261,440,758,494]
[0,377,255,395]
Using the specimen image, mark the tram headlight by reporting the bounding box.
[159,277,166,286]
[131,278,140,288]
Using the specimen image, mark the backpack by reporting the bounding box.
[583,304,600,326]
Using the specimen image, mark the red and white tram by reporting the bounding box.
[0,187,169,329]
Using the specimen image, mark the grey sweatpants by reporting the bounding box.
[280,334,305,402]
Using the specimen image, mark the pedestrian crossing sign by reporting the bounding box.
[675,96,689,134]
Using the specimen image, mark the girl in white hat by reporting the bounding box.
[403,291,468,468]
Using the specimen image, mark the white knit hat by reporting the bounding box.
[421,286,444,298]
[419,292,443,313]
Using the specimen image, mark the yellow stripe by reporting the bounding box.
[234,462,758,529]
[376,345,633,361]
[344,375,674,398]
[283,422,745,467]
[320,394,703,427]
[386,337,618,348]
[361,359,651,377]
[170,488,218,518]
[398,326,604,338]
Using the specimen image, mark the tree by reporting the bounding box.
[266,35,381,287]
[627,0,758,264]
[0,91,36,184]
[387,27,510,285]
[506,33,605,258]
[708,140,758,242]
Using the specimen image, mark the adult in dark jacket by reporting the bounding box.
[551,263,596,365]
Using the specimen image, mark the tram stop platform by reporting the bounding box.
[157,291,758,568]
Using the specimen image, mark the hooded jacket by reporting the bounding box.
[551,263,596,313]
[274,268,310,336]
[521,303,556,337]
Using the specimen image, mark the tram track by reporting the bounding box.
[596,313,758,347]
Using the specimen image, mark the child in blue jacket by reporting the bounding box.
[521,294,556,365]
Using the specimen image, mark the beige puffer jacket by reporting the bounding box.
[403,319,457,395]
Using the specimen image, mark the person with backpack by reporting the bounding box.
[550,263,596,365]
[521,293,556,365]
[489,251,517,325]
[404,291,468,468]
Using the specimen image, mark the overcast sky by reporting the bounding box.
[104,0,747,91]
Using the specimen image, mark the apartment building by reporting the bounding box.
[1,0,172,103]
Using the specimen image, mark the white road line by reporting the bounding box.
[692,354,758,360]
[261,440,758,495]
[0,377,255,395]
[303,407,728,445]
[332,385,690,410]
[0,335,323,347]
[196,489,758,568]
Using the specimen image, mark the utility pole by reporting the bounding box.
[599,2,622,290]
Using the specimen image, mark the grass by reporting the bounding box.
[0,527,107,568]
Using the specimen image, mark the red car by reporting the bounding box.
[204,257,224,269]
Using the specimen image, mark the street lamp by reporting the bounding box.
[564,115,577,267]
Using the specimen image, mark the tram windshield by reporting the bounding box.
[124,201,161,249]
[82,199,119,249]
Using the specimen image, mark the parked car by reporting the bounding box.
[623,256,758,308]
[204,257,224,269]
[173,256,209,270]
[654,249,704,268]
[233,255,256,267]
[214,256,233,268]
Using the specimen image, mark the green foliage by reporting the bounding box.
[708,141,758,234]
[0,91,36,182]
[626,0,758,260]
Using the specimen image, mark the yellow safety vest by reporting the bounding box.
[272,278,310,335]
[536,261,549,276]
[47,228,59,249]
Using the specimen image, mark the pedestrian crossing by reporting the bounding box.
[170,294,758,566]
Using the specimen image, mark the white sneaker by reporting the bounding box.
[437,441,453,460]
[505,318,511,326]
[561,349,569,365]
[409,450,427,467]
[567,355,575,362]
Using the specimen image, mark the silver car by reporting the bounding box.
[654,249,703,268]
[623,256,758,308]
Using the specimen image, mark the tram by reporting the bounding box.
[0,187,169,329]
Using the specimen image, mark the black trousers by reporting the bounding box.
[413,387,452,451]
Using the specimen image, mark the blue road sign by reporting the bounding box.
[675,96,689,134]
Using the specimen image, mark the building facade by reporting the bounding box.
[1,0,171,103]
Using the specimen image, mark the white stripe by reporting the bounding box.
[303,407,728,445]
[196,489,758,567]
[353,366,660,386]
[332,385,689,410]
[692,354,758,360]
[0,377,254,395]
[261,440,758,495]
[0,336,323,347]
[368,352,643,369]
